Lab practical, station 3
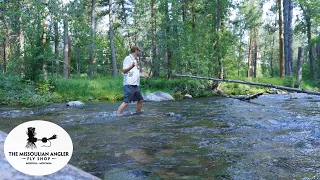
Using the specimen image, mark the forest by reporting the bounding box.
[1,0,320,104]
[2,1,320,179]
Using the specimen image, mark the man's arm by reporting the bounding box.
[123,62,135,74]
[122,57,135,74]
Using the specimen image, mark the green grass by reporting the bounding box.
[52,76,124,101]
[42,76,213,104]
[1,73,319,106]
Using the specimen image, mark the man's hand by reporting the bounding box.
[132,62,136,67]
[141,73,149,78]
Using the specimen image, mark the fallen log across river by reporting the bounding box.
[174,74,320,96]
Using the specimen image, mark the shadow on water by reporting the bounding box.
[0,94,320,179]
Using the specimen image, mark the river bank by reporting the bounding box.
[1,73,318,106]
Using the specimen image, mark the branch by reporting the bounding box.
[231,92,264,101]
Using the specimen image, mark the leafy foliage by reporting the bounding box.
[0,73,51,106]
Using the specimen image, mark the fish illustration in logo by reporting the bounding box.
[26,127,57,149]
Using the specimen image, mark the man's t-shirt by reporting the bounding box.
[123,54,140,86]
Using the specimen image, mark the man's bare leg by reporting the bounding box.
[117,102,129,114]
[136,100,143,113]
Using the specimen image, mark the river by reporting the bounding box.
[0,93,319,179]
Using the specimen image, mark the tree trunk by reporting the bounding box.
[191,0,196,30]
[237,38,242,77]
[0,4,4,73]
[14,4,24,77]
[76,46,80,78]
[182,0,187,23]
[19,17,24,77]
[297,47,303,89]
[247,32,252,77]
[109,0,117,77]
[68,35,72,76]
[120,0,127,25]
[253,41,257,78]
[88,0,96,79]
[165,0,172,79]
[283,0,293,76]
[253,29,258,78]
[317,46,320,80]
[270,35,275,77]
[2,38,6,73]
[42,17,48,80]
[54,19,59,75]
[237,19,244,78]
[42,19,47,45]
[119,0,130,46]
[277,0,284,78]
[150,0,159,77]
[262,39,267,76]
[63,16,69,79]
[300,5,315,80]
[175,74,320,96]
[237,46,241,77]
[42,64,47,80]
[210,0,223,90]
[283,0,288,75]
[216,0,222,79]
[172,1,180,76]
[306,17,315,80]
[288,0,293,76]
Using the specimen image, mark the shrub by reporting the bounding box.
[0,73,50,106]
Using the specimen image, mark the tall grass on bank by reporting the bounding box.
[52,76,124,101]
[1,73,319,106]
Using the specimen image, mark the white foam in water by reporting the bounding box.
[111,111,122,117]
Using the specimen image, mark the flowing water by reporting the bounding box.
[0,94,320,179]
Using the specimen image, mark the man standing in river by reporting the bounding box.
[116,46,148,114]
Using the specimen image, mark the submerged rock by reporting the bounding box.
[289,93,313,99]
[104,168,152,180]
[125,149,153,164]
[66,101,84,107]
[143,92,174,102]
[130,170,152,177]
[165,112,175,116]
[268,88,287,94]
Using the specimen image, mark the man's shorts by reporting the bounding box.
[123,85,144,103]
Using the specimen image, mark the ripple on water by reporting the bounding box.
[0,109,34,118]
[1,96,320,179]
